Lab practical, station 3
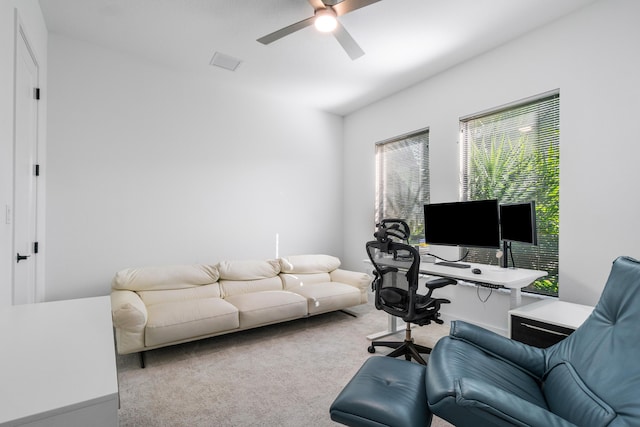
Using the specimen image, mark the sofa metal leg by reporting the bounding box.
[139,351,146,369]
[340,309,358,318]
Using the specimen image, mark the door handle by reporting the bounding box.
[16,253,30,263]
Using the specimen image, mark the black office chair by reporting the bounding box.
[366,221,456,364]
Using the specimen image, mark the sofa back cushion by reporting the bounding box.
[138,283,222,306]
[217,259,280,280]
[280,272,332,290]
[112,264,219,292]
[279,254,340,274]
[217,259,283,297]
[220,277,284,297]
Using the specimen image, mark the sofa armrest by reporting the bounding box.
[111,290,147,329]
[330,268,371,289]
[450,320,546,378]
[330,269,372,304]
[450,377,576,427]
[111,290,147,354]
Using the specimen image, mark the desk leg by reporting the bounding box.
[366,315,404,340]
[510,288,522,309]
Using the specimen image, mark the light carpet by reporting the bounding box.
[116,300,454,426]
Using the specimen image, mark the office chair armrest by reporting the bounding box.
[425,277,457,290]
[446,377,576,427]
[450,321,546,378]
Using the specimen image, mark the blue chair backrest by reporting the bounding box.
[544,256,640,426]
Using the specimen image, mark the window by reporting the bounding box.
[460,92,559,295]
[375,129,429,244]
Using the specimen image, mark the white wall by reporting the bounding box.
[0,0,47,307]
[343,0,640,333]
[10,0,639,331]
[45,34,344,301]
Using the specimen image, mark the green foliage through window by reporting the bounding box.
[375,130,429,244]
[461,93,560,296]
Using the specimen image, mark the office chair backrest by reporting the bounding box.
[374,219,411,243]
[543,256,640,426]
[366,239,422,322]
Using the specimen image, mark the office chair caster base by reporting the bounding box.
[368,339,430,365]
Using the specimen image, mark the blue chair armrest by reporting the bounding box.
[450,320,546,378]
[453,377,577,427]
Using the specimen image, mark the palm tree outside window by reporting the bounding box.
[460,92,560,296]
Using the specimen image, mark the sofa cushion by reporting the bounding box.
[280,272,332,290]
[220,276,284,297]
[145,298,239,347]
[138,283,222,306]
[224,290,307,329]
[217,259,280,281]
[112,264,219,292]
[279,254,340,274]
[291,282,362,314]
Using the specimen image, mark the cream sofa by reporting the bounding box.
[110,254,370,366]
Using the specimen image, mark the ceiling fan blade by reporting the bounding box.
[333,0,382,17]
[257,16,315,45]
[307,0,326,9]
[333,22,364,60]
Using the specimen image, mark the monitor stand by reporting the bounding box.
[502,241,512,268]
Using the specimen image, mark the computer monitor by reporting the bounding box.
[499,201,538,245]
[423,199,501,249]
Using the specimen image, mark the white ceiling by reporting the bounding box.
[38,0,598,115]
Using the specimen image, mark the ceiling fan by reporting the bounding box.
[257,0,382,60]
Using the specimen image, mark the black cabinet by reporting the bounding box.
[508,300,594,348]
[510,315,574,348]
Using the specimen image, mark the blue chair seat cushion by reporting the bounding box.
[330,356,432,427]
[427,336,553,426]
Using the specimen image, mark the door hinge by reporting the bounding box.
[34,87,40,100]
[35,164,40,176]
[33,241,39,254]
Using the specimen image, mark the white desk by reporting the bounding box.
[365,258,547,340]
[0,296,119,427]
[417,261,547,309]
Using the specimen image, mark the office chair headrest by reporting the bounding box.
[374,219,410,243]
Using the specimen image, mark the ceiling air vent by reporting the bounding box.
[209,52,241,71]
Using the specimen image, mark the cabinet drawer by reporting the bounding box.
[511,315,575,348]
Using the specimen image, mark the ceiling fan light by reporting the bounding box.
[315,9,337,32]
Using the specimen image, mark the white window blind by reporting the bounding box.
[460,92,559,295]
[375,129,430,244]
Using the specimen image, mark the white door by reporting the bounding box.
[13,24,40,305]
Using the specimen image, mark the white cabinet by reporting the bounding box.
[0,297,118,426]
[508,299,594,348]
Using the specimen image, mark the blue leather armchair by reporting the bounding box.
[427,256,640,426]
[331,256,640,427]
